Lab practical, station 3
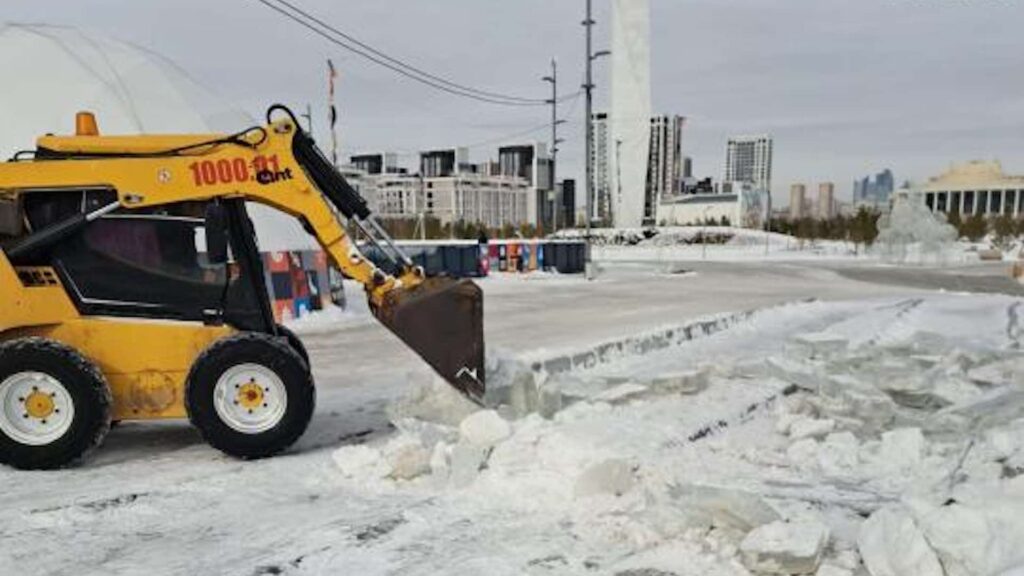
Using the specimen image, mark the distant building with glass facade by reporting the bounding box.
[853,169,894,209]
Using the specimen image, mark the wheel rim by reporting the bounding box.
[213,363,287,434]
[0,372,75,446]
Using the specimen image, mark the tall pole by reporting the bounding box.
[300,103,314,139]
[583,0,595,279]
[550,59,558,232]
[328,59,339,167]
[543,59,564,232]
[582,1,610,280]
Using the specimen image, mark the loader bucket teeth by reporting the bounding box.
[374,277,485,401]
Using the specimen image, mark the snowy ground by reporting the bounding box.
[1,261,1022,575]
[563,225,1022,265]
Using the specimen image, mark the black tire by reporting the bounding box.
[186,333,314,459]
[275,324,310,369]
[0,338,111,470]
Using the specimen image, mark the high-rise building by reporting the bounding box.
[817,182,835,220]
[790,183,806,220]
[420,148,469,178]
[499,143,552,229]
[559,179,576,229]
[590,112,612,223]
[421,172,529,228]
[349,152,401,175]
[610,0,652,228]
[592,112,686,225]
[853,169,894,208]
[645,115,685,225]
[725,135,773,192]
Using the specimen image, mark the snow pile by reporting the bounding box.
[283,303,372,334]
[325,295,1024,574]
[875,195,960,265]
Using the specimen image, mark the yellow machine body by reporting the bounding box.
[0,109,485,425]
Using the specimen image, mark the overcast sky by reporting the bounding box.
[6,0,1024,203]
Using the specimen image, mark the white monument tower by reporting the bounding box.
[610,0,652,229]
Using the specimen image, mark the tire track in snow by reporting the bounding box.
[859,297,924,347]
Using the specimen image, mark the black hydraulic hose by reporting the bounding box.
[5,202,120,260]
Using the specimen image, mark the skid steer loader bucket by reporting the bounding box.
[374,276,485,401]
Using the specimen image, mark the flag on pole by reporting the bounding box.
[327,59,339,166]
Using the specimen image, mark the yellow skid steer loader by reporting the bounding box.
[0,105,485,469]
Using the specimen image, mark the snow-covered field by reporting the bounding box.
[1,263,1022,576]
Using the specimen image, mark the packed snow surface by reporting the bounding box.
[2,287,1023,575]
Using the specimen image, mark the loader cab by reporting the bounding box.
[11,189,274,332]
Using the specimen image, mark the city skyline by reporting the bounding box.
[3,0,1023,206]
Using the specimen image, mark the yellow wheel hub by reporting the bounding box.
[236,382,265,410]
[24,390,55,419]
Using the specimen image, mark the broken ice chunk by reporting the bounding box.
[668,485,781,532]
[739,520,829,574]
[592,382,649,404]
[789,332,849,359]
[384,438,432,481]
[816,564,853,576]
[817,432,860,477]
[879,428,925,470]
[332,445,389,480]
[648,368,710,395]
[459,410,511,448]
[573,458,636,498]
[789,417,836,440]
[857,507,943,576]
[765,356,823,392]
[449,441,490,487]
[787,438,820,467]
[967,356,1024,387]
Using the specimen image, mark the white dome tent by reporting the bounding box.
[0,23,314,250]
[0,23,251,156]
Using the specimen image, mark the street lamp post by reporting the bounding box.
[542,59,565,232]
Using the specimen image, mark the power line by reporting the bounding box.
[273,0,548,104]
[254,0,579,107]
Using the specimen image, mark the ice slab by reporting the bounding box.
[740,520,829,574]
[879,428,925,470]
[332,445,389,480]
[388,375,479,427]
[858,507,943,576]
[789,417,836,440]
[789,332,849,359]
[817,432,860,477]
[647,368,710,395]
[384,438,432,481]
[816,565,853,576]
[459,410,511,448]
[573,458,636,498]
[669,485,780,532]
[593,383,649,404]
